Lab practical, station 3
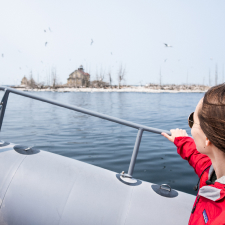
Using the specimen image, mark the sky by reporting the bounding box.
[1,0,225,86]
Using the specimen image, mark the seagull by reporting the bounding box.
[90,39,93,45]
[111,52,112,55]
[45,42,48,46]
[49,27,52,32]
[164,43,172,47]
[1,54,3,57]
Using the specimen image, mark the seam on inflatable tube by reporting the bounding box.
[0,156,27,210]
[123,187,134,225]
[57,172,80,225]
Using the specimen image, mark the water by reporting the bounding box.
[0,91,204,195]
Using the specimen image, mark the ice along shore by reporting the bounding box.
[13,85,210,93]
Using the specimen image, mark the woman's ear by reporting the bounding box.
[205,137,211,147]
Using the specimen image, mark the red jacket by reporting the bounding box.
[174,136,225,225]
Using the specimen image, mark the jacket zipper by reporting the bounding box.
[191,195,200,214]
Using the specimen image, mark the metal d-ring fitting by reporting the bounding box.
[160,184,171,192]
[120,171,132,178]
[24,146,34,151]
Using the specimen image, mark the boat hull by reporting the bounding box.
[0,143,195,225]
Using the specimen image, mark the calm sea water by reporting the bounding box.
[0,91,205,195]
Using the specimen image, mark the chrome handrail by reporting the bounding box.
[0,86,171,178]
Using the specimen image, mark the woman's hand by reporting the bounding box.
[161,128,188,143]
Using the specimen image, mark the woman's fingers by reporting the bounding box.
[161,128,188,143]
[161,132,174,142]
[171,128,188,137]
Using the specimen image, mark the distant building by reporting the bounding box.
[21,76,28,86]
[67,65,90,87]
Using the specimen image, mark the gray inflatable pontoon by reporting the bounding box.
[0,87,195,225]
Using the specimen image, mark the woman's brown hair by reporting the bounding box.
[198,84,225,152]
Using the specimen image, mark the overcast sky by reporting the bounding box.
[1,0,225,86]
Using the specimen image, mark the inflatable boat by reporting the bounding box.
[0,87,195,225]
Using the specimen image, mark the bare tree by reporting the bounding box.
[95,72,100,87]
[223,64,224,83]
[99,67,105,86]
[108,71,112,88]
[91,67,109,88]
[51,67,58,89]
[28,71,37,89]
[159,67,162,86]
[93,67,107,88]
[186,69,189,86]
[209,69,211,86]
[215,64,218,85]
[118,64,126,89]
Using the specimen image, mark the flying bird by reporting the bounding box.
[164,59,167,62]
[1,54,3,57]
[45,42,48,46]
[49,27,52,32]
[44,30,46,32]
[90,39,93,45]
[111,52,112,55]
[164,43,172,47]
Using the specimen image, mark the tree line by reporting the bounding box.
[21,64,126,89]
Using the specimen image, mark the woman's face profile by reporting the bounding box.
[191,98,211,155]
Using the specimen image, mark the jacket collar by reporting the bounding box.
[208,165,225,184]
[208,164,214,180]
[216,176,225,184]
[199,185,225,201]
[199,165,225,201]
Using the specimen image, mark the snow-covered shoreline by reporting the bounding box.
[13,86,209,93]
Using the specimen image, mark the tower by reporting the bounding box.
[78,65,84,71]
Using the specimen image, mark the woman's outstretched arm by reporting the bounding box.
[162,129,211,177]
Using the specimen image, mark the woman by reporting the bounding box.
[162,84,225,225]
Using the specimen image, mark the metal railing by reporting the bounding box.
[0,86,171,178]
